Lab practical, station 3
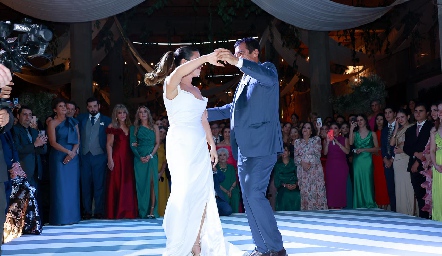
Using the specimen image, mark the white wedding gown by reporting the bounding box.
[163,84,244,256]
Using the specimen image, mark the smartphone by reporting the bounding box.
[31,116,37,124]
[13,98,18,106]
[317,117,322,128]
[350,117,357,123]
[327,129,334,141]
[39,130,45,136]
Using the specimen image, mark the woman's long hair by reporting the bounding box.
[373,113,387,132]
[144,46,199,86]
[111,104,132,128]
[133,106,154,136]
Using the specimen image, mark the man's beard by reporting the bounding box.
[89,111,98,116]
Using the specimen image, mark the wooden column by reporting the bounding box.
[308,30,332,118]
[109,39,124,110]
[70,22,92,112]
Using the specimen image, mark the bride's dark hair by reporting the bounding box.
[144,46,199,86]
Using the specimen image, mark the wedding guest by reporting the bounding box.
[216,127,237,169]
[47,98,80,225]
[130,106,160,219]
[421,103,439,215]
[373,113,389,209]
[274,144,300,211]
[106,104,138,219]
[157,126,170,216]
[324,123,350,209]
[429,102,442,221]
[289,127,300,158]
[349,114,378,209]
[282,122,292,144]
[368,100,382,130]
[381,106,397,212]
[390,109,414,215]
[215,147,240,213]
[403,103,433,219]
[294,122,327,210]
[13,106,48,188]
[78,97,111,219]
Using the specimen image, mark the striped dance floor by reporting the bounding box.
[3,209,442,256]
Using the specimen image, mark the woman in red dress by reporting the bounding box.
[106,104,138,219]
[373,113,390,209]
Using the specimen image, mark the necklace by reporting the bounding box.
[219,165,228,172]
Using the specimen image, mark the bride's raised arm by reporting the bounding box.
[144,49,223,100]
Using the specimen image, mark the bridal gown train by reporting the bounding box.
[163,84,243,256]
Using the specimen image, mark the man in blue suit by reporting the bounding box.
[77,97,111,219]
[13,106,48,188]
[381,106,396,212]
[208,38,285,256]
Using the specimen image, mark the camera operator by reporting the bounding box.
[0,63,14,253]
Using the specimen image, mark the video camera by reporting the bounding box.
[0,18,53,73]
[0,18,53,109]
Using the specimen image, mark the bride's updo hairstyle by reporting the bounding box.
[144,46,199,86]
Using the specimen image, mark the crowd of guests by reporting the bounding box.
[272,100,442,222]
[4,95,442,244]
[4,96,172,235]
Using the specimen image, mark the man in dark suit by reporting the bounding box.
[12,106,48,187]
[77,97,111,219]
[404,103,432,219]
[381,106,396,212]
[208,38,286,256]
[213,169,232,216]
[0,63,14,253]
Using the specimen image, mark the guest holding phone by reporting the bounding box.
[324,122,350,209]
[47,98,81,225]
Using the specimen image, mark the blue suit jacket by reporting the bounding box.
[12,124,47,180]
[77,113,111,155]
[0,131,19,170]
[381,126,395,160]
[207,59,283,159]
[213,170,227,202]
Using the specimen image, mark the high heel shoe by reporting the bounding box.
[191,241,201,256]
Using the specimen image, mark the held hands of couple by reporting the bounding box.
[211,49,239,66]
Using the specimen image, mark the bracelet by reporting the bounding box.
[149,154,153,158]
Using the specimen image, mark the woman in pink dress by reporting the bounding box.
[216,127,237,169]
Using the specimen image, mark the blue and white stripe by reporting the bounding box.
[4,209,442,256]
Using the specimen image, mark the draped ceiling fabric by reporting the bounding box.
[251,0,409,31]
[0,0,144,22]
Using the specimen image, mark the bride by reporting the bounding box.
[145,47,241,256]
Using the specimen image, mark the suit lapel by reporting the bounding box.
[235,75,250,101]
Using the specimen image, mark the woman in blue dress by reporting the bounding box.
[47,98,81,225]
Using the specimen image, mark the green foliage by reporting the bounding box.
[331,74,387,115]
[19,91,57,121]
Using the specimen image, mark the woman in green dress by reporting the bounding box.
[430,102,442,221]
[130,106,160,218]
[274,144,300,211]
[349,114,379,209]
[215,147,240,213]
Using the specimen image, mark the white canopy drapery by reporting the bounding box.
[0,0,144,22]
[251,0,409,31]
